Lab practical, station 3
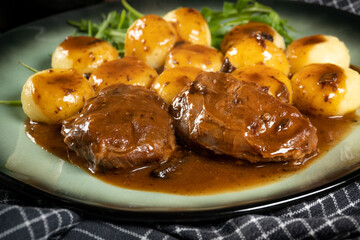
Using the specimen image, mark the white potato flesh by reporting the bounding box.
[21,68,95,124]
[291,63,360,116]
[164,43,223,72]
[231,65,292,104]
[220,22,285,54]
[225,38,290,75]
[125,14,177,70]
[286,35,350,75]
[51,36,118,75]
[151,66,202,104]
[163,7,211,46]
[89,56,158,92]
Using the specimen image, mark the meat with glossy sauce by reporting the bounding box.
[61,83,176,172]
[170,72,318,162]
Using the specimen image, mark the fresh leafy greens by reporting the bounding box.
[68,0,143,55]
[18,61,38,73]
[68,0,294,54]
[0,100,22,106]
[0,62,37,106]
[202,0,295,49]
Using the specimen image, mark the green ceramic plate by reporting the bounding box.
[0,0,360,222]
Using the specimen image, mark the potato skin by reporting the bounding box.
[225,38,290,75]
[125,14,177,70]
[51,36,118,75]
[231,65,292,103]
[291,63,360,116]
[220,22,285,54]
[151,66,202,104]
[21,68,95,124]
[89,56,158,92]
[164,43,223,72]
[163,7,211,46]
[286,35,350,75]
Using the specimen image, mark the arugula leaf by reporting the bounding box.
[223,2,237,17]
[201,7,213,22]
[18,61,38,73]
[68,0,143,56]
[203,0,294,48]
[0,100,22,106]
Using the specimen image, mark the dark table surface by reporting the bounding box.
[1,0,360,239]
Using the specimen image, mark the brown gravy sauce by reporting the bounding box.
[25,113,359,195]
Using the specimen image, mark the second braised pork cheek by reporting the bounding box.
[62,83,176,172]
[170,72,318,162]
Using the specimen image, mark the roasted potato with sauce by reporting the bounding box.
[51,36,118,75]
[163,7,211,46]
[291,63,360,116]
[286,35,350,75]
[231,65,292,103]
[151,66,202,104]
[89,56,158,92]
[220,22,285,54]
[225,38,290,75]
[21,68,95,124]
[125,14,177,70]
[165,43,223,72]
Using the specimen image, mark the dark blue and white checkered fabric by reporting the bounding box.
[1,0,360,239]
[1,180,360,239]
[303,0,360,15]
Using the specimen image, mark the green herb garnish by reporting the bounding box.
[0,62,38,106]
[68,0,143,55]
[18,61,38,73]
[202,0,294,49]
[68,0,294,54]
[0,100,22,106]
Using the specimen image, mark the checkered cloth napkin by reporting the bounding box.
[1,0,360,239]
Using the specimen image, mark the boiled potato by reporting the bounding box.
[21,68,95,124]
[151,66,202,104]
[52,36,118,75]
[163,7,211,46]
[231,65,292,103]
[164,43,223,72]
[89,56,158,92]
[286,34,350,75]
[125,14,177,70]
[225,38,290,75]
[220,22,285,54]
[291,63,360,116]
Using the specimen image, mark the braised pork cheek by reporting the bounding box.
[170,72,318,162]
[62,83,176,172]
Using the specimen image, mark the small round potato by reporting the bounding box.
[51,36,118,75]
[231,65,292,103]
[89,56,158,92]
[21,68,95,124]
[286,34,350,75]
[291,63,360,116]
[151,66,202,104]
[220,22,285,53]
[163,7,211,46]
[164,43,223,72]
[225,38,290,75]
[125,14,177,70]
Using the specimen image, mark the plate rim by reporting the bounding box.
[0,169,359,223]
[0,0,360,222]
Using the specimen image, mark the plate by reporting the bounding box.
[0,0,360,222]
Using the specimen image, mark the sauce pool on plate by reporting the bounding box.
[25,113,359,195]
